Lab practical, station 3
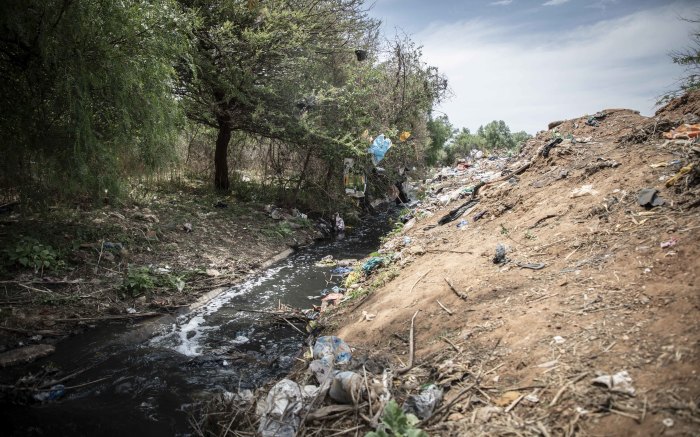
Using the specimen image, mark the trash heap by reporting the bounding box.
[218,335,444,437]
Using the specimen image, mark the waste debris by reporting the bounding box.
[637,188,665,208]
[591,370,636,396]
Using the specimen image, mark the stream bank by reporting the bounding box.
[1,207,395,436]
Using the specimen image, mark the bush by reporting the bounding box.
[2,237,63,275]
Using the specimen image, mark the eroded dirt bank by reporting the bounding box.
[322,97,699,435]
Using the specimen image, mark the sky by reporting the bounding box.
[368,0,699,134]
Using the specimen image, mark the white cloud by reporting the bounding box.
[490,0,513,6]
[415,4,694,133]
[543,0,571,6]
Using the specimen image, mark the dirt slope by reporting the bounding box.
[331,102,700,435]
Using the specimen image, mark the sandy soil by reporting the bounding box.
[326,98,700,435]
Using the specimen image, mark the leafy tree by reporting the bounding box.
[478,120,515,150]
[426,114,454,165]
[0,0,190,203]
[178,0,378,191]
[660,16,700,104]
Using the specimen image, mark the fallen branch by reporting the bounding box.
[436,299,453,315]
[529,214,558,229]
[54,312,162,322]
[409,270,431,293]
[396,310,419,375]
[549,372,588,407]
[444,277,467,300]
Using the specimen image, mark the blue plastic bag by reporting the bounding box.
[368,134,392,165]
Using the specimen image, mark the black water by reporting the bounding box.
[2,212,393,436]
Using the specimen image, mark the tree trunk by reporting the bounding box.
[214,117,231,191]
[291,149,313,205]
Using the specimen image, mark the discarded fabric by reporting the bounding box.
[438,199,479,225]
[362,257,384,274]
[540,137,563,158]
[402,384,443,420]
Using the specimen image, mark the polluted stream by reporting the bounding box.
[2,211,394,436]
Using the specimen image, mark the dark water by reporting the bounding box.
[2,212,393,436]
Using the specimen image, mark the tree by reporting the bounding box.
[479,120,515,150]
[426,114,453,165]
[0,0,190,202]
[179,0,378,191]
[660,16,700,104]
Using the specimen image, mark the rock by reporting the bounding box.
[0,344,55,367]
[548,120,564,130]
[409,245,425,255]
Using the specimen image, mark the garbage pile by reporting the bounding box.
[231,335,445,437]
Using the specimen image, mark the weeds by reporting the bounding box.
[366,399,427,437]
[2,237,64,275]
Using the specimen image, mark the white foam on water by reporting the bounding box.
[150,263,288,356]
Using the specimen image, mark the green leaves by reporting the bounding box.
[2,237,63,275]
[365,400,428,437]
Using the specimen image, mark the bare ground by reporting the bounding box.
[320,101,700,435]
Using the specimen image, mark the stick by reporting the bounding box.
[441,336,460,353]
[504,393,525,413]
[409,270,431,293]
[63,376,111,390]
[281,317,306,336]
[436,300,453,315]
[444,277,467,300]
[396,311,419,375]
[54,312,162,322]
[549,372,588,407]
[426,249,473,254]
[529,214,557,229]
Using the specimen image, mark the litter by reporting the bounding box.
[368,134,392,165]
[662,123,700,139]
[257,379,303,437]
[570,184,598,198]
[637,188,665,208]
[33,384,65,402]
[660,237,678,248]
[399,131,411,142]
[438,199,479,225]
[473,210,487,221]
[540,137,563,158]
[456,219,468,229]
[343,158,366,198]
[329,371,363,404]
[309,336,352,383]
[493,244,507,265]
[591,370,636,396]
[402,384,443,420]
[665,163,694,187]
[334,213,345,232]
[552,335,566,344]
[331,266,353,276]
[362,257,384,274]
